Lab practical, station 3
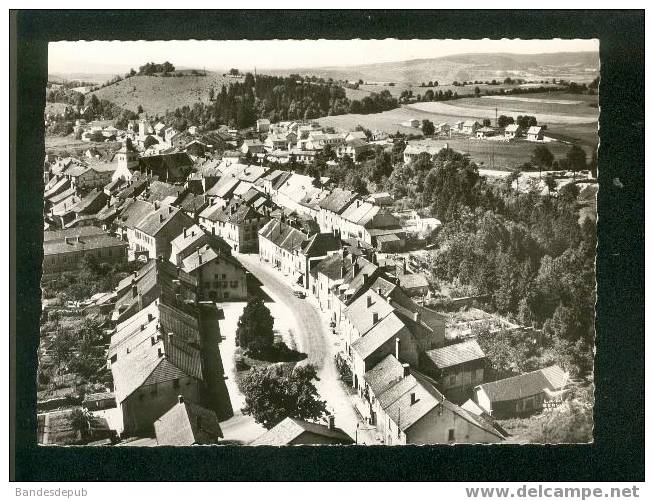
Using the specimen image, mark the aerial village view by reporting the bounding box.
[38,39,598,446]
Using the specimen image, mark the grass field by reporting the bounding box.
[89,73,244,116]
[352,81,525,99]
[45,135,120,156]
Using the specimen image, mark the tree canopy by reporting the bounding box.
[241,363,327,429]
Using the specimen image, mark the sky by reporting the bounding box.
[49,39,599,76]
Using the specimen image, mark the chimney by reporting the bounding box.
[372,311,379,324]
[147,313,153,322]
[328,415,335,431]
[340,265,346,279]
[132,284,138,298]
[198,254,203,264]
[413,311,421,323]
[154,201,160,209]
[395,337,400,360]
[183,227,187,238]
[366,295,372,308]
[402,363,410,377]
[362,272,368,283]
[410,392,417,406]
[159,213,164,223]
[177,395,184,404]
[157,347,163,358]
[169,206,174,214]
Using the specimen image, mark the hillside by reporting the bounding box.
[87,72,244,117]
[265,51,599,85]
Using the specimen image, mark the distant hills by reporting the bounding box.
[264,52,599,84]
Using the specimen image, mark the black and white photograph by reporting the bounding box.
[37,37,599,446]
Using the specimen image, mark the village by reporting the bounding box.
[38,58,597,447]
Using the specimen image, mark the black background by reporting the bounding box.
[11,10,645,481]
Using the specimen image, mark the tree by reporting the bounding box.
[143,134,159,149]
[482,118,491,127]
[208,87,215,102]
[421,119,435,136]
[70,408,92,442]
[129,68,136,77]
[236,296,274,354]
[474,86,481,96]
[566,145,587,180]
[229,68,240,76]
[137,104,144,114]
[506,168,521,195]
[531,145,554,169]
[346,172,368,195]
[544,173,557,196]
[241,363,327,429]
[497,115,515,128]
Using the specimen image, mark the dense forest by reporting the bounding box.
[385,149,595,377]
[162,73,398,131]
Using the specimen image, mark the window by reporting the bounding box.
[230,281,238,288]
[222,274,226,279]
[448,429,455,441]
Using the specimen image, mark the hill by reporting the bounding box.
[87,72,244,117]
[265,52,599,85]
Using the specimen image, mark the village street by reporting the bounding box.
[236,254,377,444]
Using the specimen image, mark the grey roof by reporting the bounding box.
[109,301,204,403]
[154,399,223,445]
[135,205,193,237]
[476,365,568,403]
[424,339,485,369]
[44,228,127,256]
[351,312,408,361]
[318,188,358,214]
[250,417,353,446]
[363,354,405,395]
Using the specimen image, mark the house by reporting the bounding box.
[360,356,503,444]
[401,118,420,128]
[317,188,358,234]
[339,199,403,247]
[475,126,497,138]
[397,272,430,297]
[504,124,522,139]
[130,204,195,259]
[142,180,186,205]
[154,395,223,445]
[343,274,446,387]
[250,416,353,446]
[258,218,341,288]
[309,250,355,315]
[169,224,233,266]
[240,139,265,155]
[403,142,445,165]
[43,226,128,273]
[345,130,368,142]
[199,199,269,253]
[462,120,481,135]
[437,122,450,134]
[335,139,372,162]
[82,392,116,411]
[112,258,198,323]
[265,132,295,151]
[108,301,207,435]
[526,126,544,141]
[473,365,569,418]
[366,192,394,207]
[180,244,247,301]
[256,118,271,133]
[422,339,486,403]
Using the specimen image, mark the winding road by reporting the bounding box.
[236,254,369,441]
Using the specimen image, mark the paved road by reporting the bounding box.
[237,254,374,442]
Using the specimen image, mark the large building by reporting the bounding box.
[129,204,195,259]
[43,226,128,273]
[109,300,209,436]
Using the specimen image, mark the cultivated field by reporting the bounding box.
[317,107,428,136]
[415,137,595,170]
[45,135,120,156]
[406,97,597,125]
[88,73,244,116]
